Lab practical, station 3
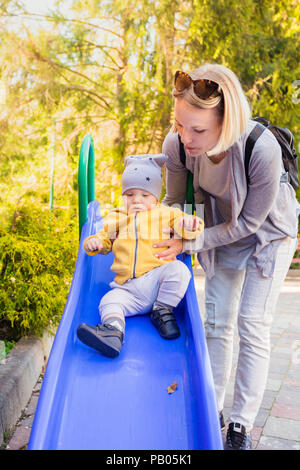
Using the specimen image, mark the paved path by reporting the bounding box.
[4,273,300,450]
[194,272,300,450]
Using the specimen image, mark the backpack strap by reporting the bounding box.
[244,123,266,185]
[178,134,186,166]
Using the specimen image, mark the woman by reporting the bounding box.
[155,63,299,450]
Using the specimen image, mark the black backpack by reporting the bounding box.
[178,117,299,206]
[245,117,299,189]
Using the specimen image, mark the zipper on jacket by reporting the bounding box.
[132,212,138,278]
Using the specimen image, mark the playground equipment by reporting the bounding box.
[28,135,223,450]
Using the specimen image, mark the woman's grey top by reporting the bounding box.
[162,119,299,278]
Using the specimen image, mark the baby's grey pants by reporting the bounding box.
[99,260,191,324]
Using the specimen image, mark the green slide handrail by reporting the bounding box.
[78,134,95,239]
[186,171,195,215]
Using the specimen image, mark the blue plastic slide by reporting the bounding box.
[28,201,223,450]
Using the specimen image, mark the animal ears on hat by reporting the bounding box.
[124,154,168,169]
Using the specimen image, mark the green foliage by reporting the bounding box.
[0,204,78,340]
[187,0,300,136]
[4,340,15,355]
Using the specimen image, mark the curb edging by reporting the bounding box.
[0,332,54,445]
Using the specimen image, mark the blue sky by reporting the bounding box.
[20,0,73,15]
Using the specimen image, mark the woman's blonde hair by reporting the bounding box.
[173,63,251,156]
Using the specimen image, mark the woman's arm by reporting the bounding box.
[183,136,283,254]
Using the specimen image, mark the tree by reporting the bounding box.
[186,0,300,135]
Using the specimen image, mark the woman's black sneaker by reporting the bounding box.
[224,422,252,450]
[150,306,180,339]
[77,323,123,358]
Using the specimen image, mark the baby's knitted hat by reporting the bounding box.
[121,154,168,200]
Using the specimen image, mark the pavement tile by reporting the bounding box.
[286,326,300,334]
[268,372,287,381]
[284,332,300,339]
[271,346,294,357]
[265,377,282,392]
[270,335,281,346]
[286,367,300,381]
[254,408,269,427]
[263,416,300,441]
[276,335,299,347]
[252,426,263,441]
[33,379,43,393]
[283,378,300,387]
[268,357,291,374]
[275,384,300,407]
[19,414,35,428]
[271,403,300,420]
[257,435,300,450]
[6,425,31,450]
[25,394,39,416]
[260,390,277,410]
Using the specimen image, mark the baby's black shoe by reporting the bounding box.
[77,323,123,358]
[150,305,180,339]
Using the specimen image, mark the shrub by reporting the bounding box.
[0,204,78,340]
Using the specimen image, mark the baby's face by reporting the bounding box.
[122,188,158,213]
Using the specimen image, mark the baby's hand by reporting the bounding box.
[85,237,103,252]
[179,216,199,231]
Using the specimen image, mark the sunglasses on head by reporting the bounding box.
[174,70,221,99]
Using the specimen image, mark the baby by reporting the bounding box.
[77,154,204,358]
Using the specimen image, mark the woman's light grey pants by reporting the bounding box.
[204,236,297,431]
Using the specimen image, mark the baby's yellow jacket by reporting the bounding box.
[84,203,204,285]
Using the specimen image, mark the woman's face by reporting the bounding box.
[174,98,223,157]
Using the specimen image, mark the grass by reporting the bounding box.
[0,338,16,362]
[4,340,15,354]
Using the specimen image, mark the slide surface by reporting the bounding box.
[28,201,223,450]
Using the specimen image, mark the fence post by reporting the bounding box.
[78,135,95,239]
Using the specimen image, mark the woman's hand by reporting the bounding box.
[153,228,183,260]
